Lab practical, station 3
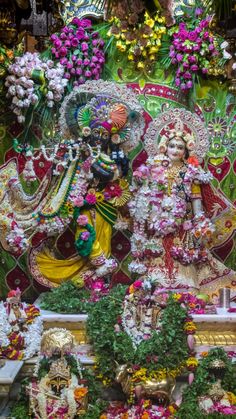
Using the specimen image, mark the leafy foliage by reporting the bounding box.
[87,287,190,378]
[40,281,90,313]
[176,348,236,419]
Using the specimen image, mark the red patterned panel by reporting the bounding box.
[213,238,234,262]
[8,121,24,138]
[132,149,148,171]
[33,153,52,180]
[208,157,230,182]
[111,231,131,262]
[56,228,77,258]
[4,148,26,173]
[6,265,30,292]
[111,269,131,286]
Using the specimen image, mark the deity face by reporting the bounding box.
[90,126,110,148]
[166,138,186,162]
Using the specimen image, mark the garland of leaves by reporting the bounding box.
[40,281,90,313]
[176,348,236,419]
[86,285,192,380]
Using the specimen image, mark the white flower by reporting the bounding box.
[223,50,232,60]
[46,90,53,100]
[220,41,229,49]
[232,62,236,70]
[18,115,25,123]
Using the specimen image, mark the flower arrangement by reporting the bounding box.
[107,11,166,70]
[101,399,178,418]
[5,52,67,123]
[50,17,105,87]
[169,8,224,90]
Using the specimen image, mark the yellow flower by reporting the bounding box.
[169,406,176,414]
[145,17,155,28]
[173,293,181,300]
[186,357,198,367]
[129,284,135,294]
[116,41,126,52]
[95,192,104,203]
[100,415,107,419]
[128,54,134,60]
[201,351,208,358]
[226,392,236,405]
[184,322,197,332]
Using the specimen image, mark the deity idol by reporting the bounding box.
[0,80,144,288]
[129,108,236,295]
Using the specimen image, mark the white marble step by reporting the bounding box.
[0,361,23,397]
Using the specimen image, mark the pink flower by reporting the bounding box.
[81,231,90,241]
[80,19,92,28]
[76,28,85,40]
[77,214,88,226]
[81,42,89,52]
[54,39,62,49]
[190,64,199,71]
[188,31,198,42]
[59,46,67,57]
[60,33,67,40]
[183,220,192,230]
[133,280,142,288]
[71,38,79,47]
[74,196,84,207]
[85,193,96,205]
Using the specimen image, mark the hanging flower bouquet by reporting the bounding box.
[5,52,67,123]
[107,11,166,70]
[169,8,226,90]
[50,17,105,87]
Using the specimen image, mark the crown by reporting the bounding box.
[48,358,71,381]
[7,288,21,304]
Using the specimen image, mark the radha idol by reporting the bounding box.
[129,108,236,295]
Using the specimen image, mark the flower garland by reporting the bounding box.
[108,11,166,70]
[169,8,226,90]
[50,17,105,87]
[0,302,42,360]
[129,160,213,271]
[75,214,96,257]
